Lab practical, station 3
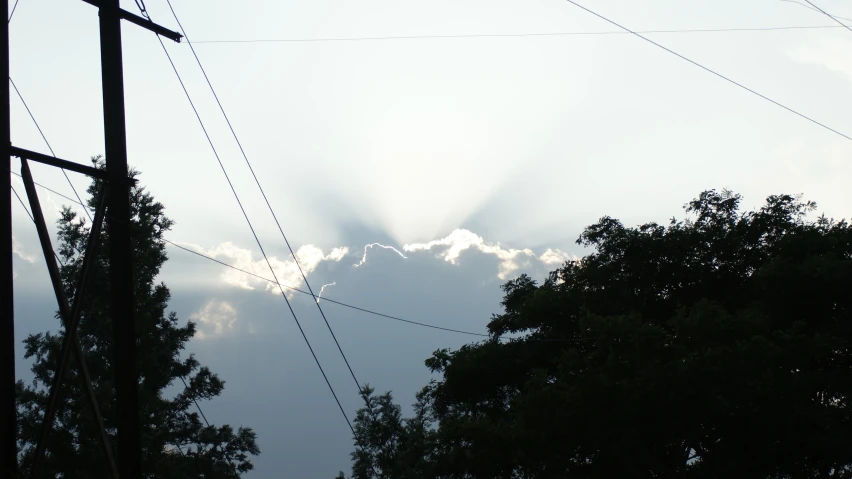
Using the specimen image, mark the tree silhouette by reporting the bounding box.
[16,158,260,478]
[341,190,852,478]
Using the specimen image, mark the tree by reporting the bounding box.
[341,190,852,478]
[16,158,260,478]
[338,386,436,479]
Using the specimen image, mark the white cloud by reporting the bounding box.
[12,176,66,219]
[353,243,407,267]
[539,248,577,266]
[788,36,852,81]
[12,236,36,264]
[175,241,349,295]
[316,282,336,303]
[191,300,238,340]
[175,233,576,297]
[403,229,536,280]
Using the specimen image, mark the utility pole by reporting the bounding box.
[92,2,181,477]
[2,1,180,476]
[1,0,15,476]
[98,1,142,476]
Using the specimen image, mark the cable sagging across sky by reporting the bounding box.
[799,0,852,34]
[189,24,848,44]
[562,0,852,142]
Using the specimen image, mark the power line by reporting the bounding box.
[10,172,77,204]
[163,0,369,398]
[9,185,33,223]
[150,21,355,435]
[7,0,19,22]
[779,0,852,22]
[9,78,92,222]
[178,371,237,475]
[10,185,65,267]
[800,0,852,34]
[178,376,211,426]
[563,0,852,142]
[189,24,846,44]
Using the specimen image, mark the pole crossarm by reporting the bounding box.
[79,0,182,42]
[20,160,119,479]
[9,146,137,183]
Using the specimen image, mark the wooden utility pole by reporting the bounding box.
[1,0,15,475]
[98,1,143,475]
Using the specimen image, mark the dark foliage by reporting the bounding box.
[342,189,852,479]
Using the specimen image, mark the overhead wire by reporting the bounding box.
[10,185,33,223]
[190,24,847,44]
[10,185,67,275]
[799,0,852,33]
[146,9,355,435]
[562,0,852,142]
[163,0,369,398]
[779,0,852,22]
[7,0,19,22]
[8,77,93,222]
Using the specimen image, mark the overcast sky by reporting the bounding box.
[8,0,852,477]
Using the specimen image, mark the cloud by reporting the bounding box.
[12,236,36,264]
[538,248,577,266]
[316,282,336,303]
[12,176,66,219]
[353,243,407,267]
[173,232,576,299]
[403,229,536,280]
[191,300,238,340]
[787,36,852,80]
[176,241,349,294]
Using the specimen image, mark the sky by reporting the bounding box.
[7,0,852,476]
